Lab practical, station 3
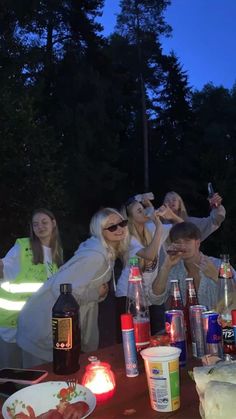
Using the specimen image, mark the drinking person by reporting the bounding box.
[116,196,180,335]
[162,190,225,241]
[152,222,236,310]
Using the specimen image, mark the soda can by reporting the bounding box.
[202,311,223,358]
[189,305,207,358]
[165,309,187,366]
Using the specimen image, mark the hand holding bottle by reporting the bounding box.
[208,192,222,209]
[156,204,184,223]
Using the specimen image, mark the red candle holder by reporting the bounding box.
[82,356,116,403]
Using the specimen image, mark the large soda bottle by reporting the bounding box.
[217,254,236,355]
[126,257,151,351]
[170,279,184,310]
[185,277,198,344]
[52,283,81,374]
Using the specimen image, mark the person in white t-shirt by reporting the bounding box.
[0,208,63,368]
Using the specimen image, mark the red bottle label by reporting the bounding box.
[133,318,150,349]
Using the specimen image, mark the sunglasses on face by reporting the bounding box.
[104,219,128,232]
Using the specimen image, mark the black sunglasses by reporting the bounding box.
[104,219,128,232]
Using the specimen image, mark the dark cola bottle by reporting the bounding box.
[217,254,236,356]
[185,277,198,344]
[52,283,81,374]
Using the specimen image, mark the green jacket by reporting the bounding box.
[0,238,58,328]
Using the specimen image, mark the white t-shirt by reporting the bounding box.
[0,243,53,342]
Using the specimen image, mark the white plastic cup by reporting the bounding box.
[141,346,181,412]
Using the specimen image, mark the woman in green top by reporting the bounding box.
[0,208,63,368]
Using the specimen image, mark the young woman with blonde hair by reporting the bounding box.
[116,197,171,335]
[163,190,226,241]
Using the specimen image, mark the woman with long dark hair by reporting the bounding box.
[0,208,63,368]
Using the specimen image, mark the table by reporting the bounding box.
[0,344,201,418]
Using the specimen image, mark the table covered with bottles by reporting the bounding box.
[0,343,201,419]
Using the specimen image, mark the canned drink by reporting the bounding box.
[202,311,223,358]
[189,305,207,358]
[165,310,187,366]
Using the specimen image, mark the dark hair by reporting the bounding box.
[169,222,201,242]
[29,208,63,267]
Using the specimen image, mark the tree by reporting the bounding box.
[115,0,171,190]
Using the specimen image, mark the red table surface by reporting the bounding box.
[0,343,201,419]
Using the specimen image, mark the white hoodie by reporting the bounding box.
[16,236,113,361]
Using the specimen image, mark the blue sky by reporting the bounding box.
[99,0,236,90]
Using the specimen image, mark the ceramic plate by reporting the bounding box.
[2,381,96,419]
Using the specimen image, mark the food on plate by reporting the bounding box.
[6,400,89,419]
[193,361,236,419]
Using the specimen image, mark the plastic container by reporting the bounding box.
[141,346,181,412]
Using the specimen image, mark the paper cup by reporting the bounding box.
[141,346,181,412]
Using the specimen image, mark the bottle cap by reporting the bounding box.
[129,257,139,266]
[60,283,72,293]
[185,277,194,281]
[231,309,236,325]
[121,313,134,330]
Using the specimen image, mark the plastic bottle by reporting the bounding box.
[217,254,236,355]
[120,313,139,377]
[170,279,184,310]
[52,283,80,374]
[126,257,151,351]
[184,277,198,343]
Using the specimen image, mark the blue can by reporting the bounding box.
[202,311,223,358]
[165,310,186,367]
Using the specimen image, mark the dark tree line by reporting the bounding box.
[0,0,236,261]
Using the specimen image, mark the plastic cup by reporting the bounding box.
[141,346,181,412]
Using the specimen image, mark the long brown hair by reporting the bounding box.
[29,208,63,267]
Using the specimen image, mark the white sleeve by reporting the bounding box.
[146,221,172,247]
[1,243,21,280]
[129,237,143,256]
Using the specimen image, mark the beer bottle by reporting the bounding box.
[126,257,151,351]
[185,277,198,343]
[52,283,81,374]
[217,254,236,355]
[170,279,184,310]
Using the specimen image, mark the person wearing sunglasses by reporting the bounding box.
[16,208,129,367]
[115,196,172,337]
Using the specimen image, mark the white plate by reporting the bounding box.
[2,381,96,419]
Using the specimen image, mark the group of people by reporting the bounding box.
[0,189,230,368]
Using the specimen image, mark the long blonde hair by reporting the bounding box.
[121,201,152,270]
[29,208,63,267]
[89,207,129,263]
[164,191,188,220]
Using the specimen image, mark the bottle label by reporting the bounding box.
[219,264,233,279]
[174,290,181,298]
[222,326,234,345]
[52,317,73,350]
[133,318,150,348]
[188,287,196,298]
